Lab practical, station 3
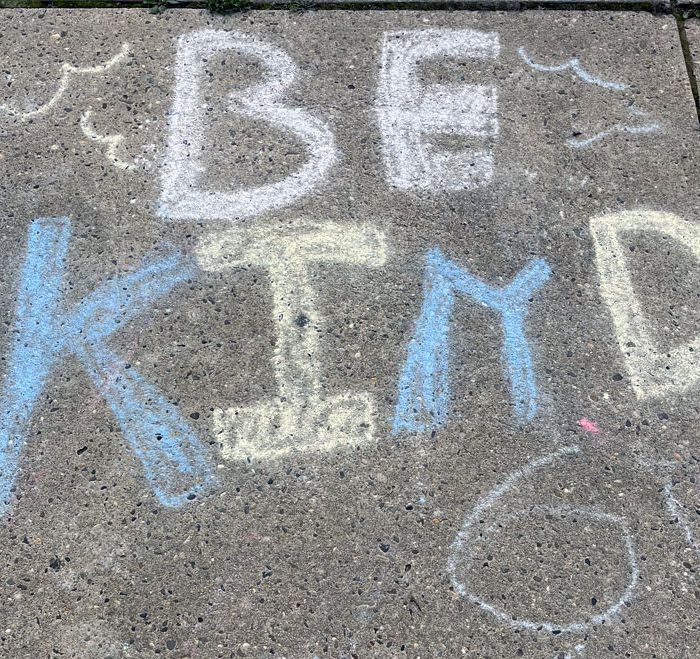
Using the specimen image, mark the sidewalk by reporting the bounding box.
[0,8,699,657]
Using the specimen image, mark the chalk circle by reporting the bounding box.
[447,446,639,634]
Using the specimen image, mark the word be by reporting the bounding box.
[159,27,500,217]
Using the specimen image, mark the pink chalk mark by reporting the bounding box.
[577,418,600,433]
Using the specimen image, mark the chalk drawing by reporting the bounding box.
[447,445,639,634]
[637,458,700,557]
[662,478,700,557]
[159,29,337,222]
[568,122,660,149]
[80,111,133,171]
[0,218,213,514]
[590,210,700,400]
[517,47,626,91]
[0,44,131,120]
[576,418,600,433]
[198,222,387,460]
[392,249,550,433]
[0,219,70,512]
[376,29,499,191]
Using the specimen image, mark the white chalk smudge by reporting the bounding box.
[662,478,700,556]
[80,111,133,171]
[559,645,587,659]
[0,44,131,120]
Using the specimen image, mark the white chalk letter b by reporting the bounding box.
[159,29,337,222]
[590,210,700,400]
[377,29,500,191]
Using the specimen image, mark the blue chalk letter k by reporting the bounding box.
[0,218,214,514]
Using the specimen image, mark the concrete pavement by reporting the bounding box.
[0,9,699,657]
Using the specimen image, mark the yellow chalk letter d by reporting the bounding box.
[590,210,700,400]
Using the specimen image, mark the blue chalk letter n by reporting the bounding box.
[392,248,551,433]
[0,218,213,514]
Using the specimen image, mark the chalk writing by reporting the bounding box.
[0,44,130,120]
[377,29,499,191]
[159,29,337,222]
[392,249,550,433]
[80,111,133,171]
[517,47,626,91]
[517,48,661,149]
[198,222,387,460]
[590,210,700,400]
[0,218,213,513]
[567,122,660,148]
[447,445,639,633]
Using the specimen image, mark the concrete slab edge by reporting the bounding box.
[0,0,677,11]
[675,12,700,121]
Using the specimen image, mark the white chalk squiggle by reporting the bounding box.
[639,460,700,558]
[0,44,131,120]
[567,122,660,148]
[447,445,640,634]
[80,111,132,171]
[517,47,626,91]
[663,479,700,556]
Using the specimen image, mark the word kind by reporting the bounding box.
[0,29,696,518]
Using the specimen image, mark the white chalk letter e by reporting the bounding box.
[590,210,700,400]
[377,29,500,191]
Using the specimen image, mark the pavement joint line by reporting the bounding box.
[0,0,682,11]
[673,9,700,124]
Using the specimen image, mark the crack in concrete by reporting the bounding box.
[673,8,700,126]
